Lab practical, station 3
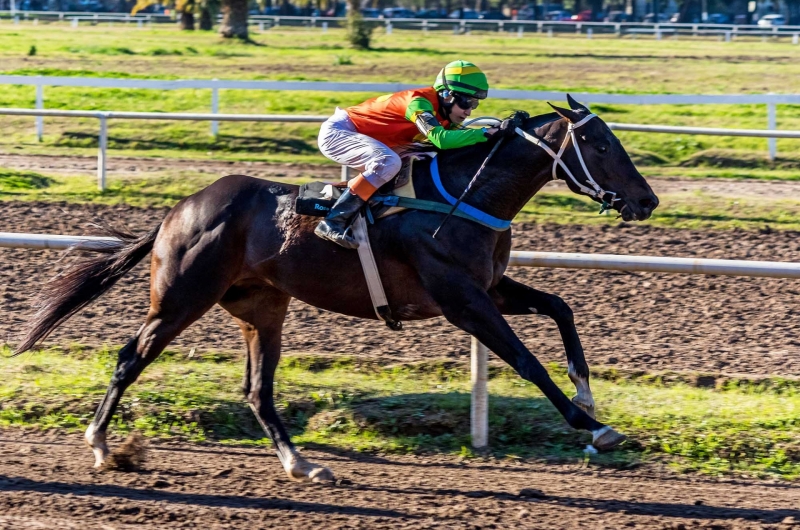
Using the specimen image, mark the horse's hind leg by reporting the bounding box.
[86,247,237,467]
[220,285,335,483]
[490,275,596,418]
[85,297,222,467]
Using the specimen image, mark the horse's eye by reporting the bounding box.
[598,145,608,153]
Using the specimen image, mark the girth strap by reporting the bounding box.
[371,195,510,232]
[350,213,403,331]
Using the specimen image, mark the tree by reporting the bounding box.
[346,0,373,49]
[219,0,249,39]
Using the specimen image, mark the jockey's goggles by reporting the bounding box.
[452,93,480,110]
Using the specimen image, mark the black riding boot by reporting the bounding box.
[314,189,366,249]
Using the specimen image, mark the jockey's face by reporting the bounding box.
[448,102,473,124]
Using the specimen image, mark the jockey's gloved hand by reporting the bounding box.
[497,117,518,137]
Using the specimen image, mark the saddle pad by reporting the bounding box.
[295,181,343,217]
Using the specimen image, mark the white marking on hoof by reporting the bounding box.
[284,453,335,483]
[591,426,627,451]
[84,423,109,468]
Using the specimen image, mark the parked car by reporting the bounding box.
[605,10,629,22]
[382,7,416,18]
[415,8,444,18]
[643,12,669,22]
[545,9,572,20]
[480,10,508,20]
[360,7,381,18]
[733,14,749,25]
[757,14,785,27]
[571,9,593,21]
[707,13,730,24]
[448,8,481,19]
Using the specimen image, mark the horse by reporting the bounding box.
[16,96,658,482]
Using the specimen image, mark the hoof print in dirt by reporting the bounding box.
[101,432,147,472]
[518,488,547,499]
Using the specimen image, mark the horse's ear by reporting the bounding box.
[566,94,590,113]
[548,102,582,124]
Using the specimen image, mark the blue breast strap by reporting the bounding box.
[429,157,512,231]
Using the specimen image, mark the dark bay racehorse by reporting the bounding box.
[17,97,658,482]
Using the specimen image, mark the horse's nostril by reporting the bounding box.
[639,196,659,211]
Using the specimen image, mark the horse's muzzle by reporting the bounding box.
[619,194,659,221]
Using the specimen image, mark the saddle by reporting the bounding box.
[294,155,423,220]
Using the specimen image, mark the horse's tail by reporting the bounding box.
[15,223,162,355]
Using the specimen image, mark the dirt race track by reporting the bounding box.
[1,430,799,530]
[2,200,800,529]
[2,200,800,377]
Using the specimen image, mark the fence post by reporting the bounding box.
[98,113,108,191]
[422,19,428,34]
[767,98,777,161]
[385,20,392,34]
[322,21,327,33]
[470,337,489,449]
[517,25,523,38]
[793,33,799,45]
[211,80,219,137]
[587,28,592,39]
[35,77,43,142]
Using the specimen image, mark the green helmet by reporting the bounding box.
[434,60,489,100]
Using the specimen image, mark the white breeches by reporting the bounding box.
[317,108,403,188]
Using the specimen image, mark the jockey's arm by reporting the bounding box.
[406,98,488,150]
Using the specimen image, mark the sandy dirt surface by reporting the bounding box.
[0,430,798,530]
[1,201,800,378]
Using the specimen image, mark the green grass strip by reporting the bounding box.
[2,347,799,479]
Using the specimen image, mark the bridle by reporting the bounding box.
[514,113,621,214]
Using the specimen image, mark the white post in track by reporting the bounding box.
[470,337,489,449]
[322,21,327,33]
[340,166,351,182]
[211,80,219,137]
[517,25,523,38]
[768,98,777,161]
[98,113,108,191]
[35,77,43,142]
[587,28,593,39]
[794,33,799,45]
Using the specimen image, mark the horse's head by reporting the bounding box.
[524,95,659,222]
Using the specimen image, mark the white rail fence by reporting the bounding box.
[2,10,800,40]
[2,76,799,165]
[3,231,800,448]
[2,106,799,191]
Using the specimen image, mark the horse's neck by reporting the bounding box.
[427,129,561,221]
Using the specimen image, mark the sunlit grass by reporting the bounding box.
[2,347,799,478]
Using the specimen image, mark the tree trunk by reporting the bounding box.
[180,10,195,30]
[219,0,249,39]
[200,7,213,30]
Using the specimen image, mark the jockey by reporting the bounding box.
[315,60,503,249]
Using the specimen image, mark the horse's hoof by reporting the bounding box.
[84,423,109,468]
[285,454,335,483]
[592,426,627,451]
[572,396,596,419]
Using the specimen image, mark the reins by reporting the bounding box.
[515,113,621,214]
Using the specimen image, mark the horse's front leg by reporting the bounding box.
[490,275,595,418]
[424,273,625,450]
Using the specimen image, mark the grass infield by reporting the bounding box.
[2,346,799,479]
